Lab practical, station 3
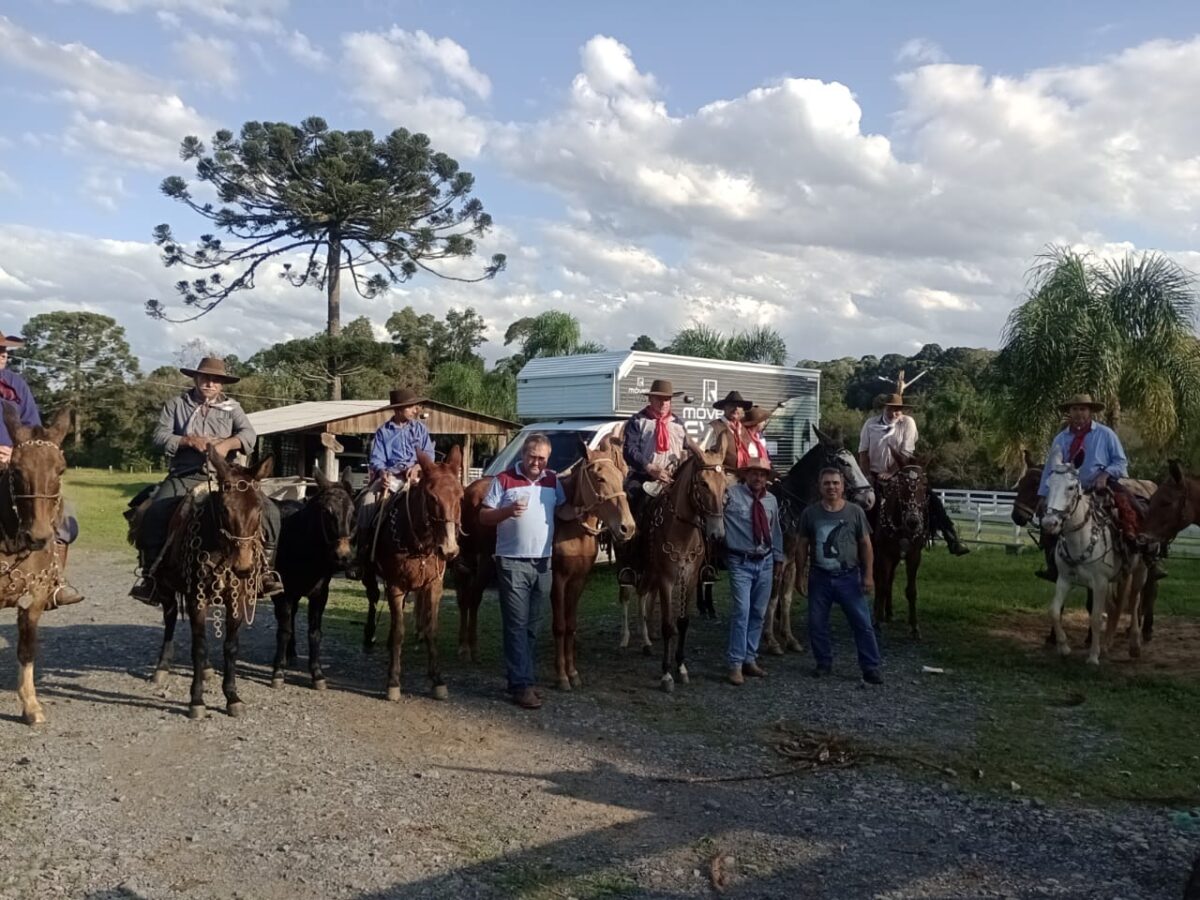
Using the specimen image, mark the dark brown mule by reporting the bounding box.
[551,436,636,691]
[151,447,274,719]
[872,466,927,638]
[617,436,729,692]
[454,476,495,664]
[361,447,463,701]
[0,406,71,725]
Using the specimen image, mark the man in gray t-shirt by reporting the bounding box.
[796,467,883,684]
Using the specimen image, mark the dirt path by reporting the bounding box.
[0,551,1194,899]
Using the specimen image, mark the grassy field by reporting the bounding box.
[65,468,1200,806]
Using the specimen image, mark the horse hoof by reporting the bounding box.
[386,686,402,702]
[1129,645,1141,660]
[641,644,652,657]
[203,666,215,681]
[569,672,583,689]
[457,646,470,662]
[660,675,674,693]
[187,704,206,720]
[151,669,169,686]
[786,639,804,653]
[285,654,298,668]
[557,677,572,692]
[1056,644,1072,658]
[363,641,375,655]
[312,678,328,691]
[22,708,46,726]
[270,675,285,689]
[910,629,922,641]
[432,684,449,701]
[1086,657,1100,667]
[227,701,245,718]
[767,644,784,657]
[677,665,689,685]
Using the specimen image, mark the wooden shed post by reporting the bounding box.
[462,433,474,485]
[319,431,344,481]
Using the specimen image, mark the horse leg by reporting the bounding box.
[425,582,449,701]
[782,560,803,652]
[222,602,245,717]
[1127,569,1146,660]
[456,573,477,662]
[1086,580,1108,666]
[362,566,380,652]
[271,594,292,688]
[675,612,690,685]
[658,583,676,692]
[1102,573,1127,654]
[1140,577,1157,643]
[152,597,178,686]
[286,598,299,667]
[763,571,783,656]
[16,605,45,725]
[1049,576,1072,658]
[385,583,405,701]
[906,549,921,640]
[551,570,570,690]
[187,601,208,718]
[566,578,583,689]
[640,588,655,654]
[309,580,329,690]
[618,582,633,649]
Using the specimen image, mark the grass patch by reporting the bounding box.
[64,468,155,555]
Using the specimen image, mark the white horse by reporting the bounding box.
[1040,449,1146,666]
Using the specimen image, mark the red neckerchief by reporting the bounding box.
[725,418,750,467]
[750,484,771,546]
[643,406,672,453]
[746,430,768,463]
[1067,421,1092,463]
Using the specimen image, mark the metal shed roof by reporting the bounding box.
[248,400,518,436]
[517,350,820,381]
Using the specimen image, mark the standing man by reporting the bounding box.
[480,433,571,710]
[797,467,883,684]
[858,393,969,556]
[723,458,783,685]
[359,388,435,535]
[131,357,280,604]
[0,330,83,607]
[702,390,753,470]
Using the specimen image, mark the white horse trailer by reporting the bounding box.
[484,350,820,477]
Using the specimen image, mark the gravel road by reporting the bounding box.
[0,550,1194,899]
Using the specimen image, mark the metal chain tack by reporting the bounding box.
[181,494,272,634]
[0,446,66,609]
[876,468,929,541]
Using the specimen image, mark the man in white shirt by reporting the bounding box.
[858,394,969,557]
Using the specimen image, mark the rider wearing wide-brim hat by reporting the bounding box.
[356,387,437,545]
[702,390,754,470]
[622,379,687,491]
[742,405,774,464]
[130,356,281,604]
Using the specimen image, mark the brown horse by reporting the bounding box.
[152,447,275,719]
[550,436,636,690]
[618,437,729,692]
[0,406,71,725]
[361,447,463,701]
[454,475,495,664]
[872,466,927,638]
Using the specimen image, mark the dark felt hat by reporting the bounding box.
[179,356,239,384]
[385,387,429,409]
[645,378,683,398]
[713,390,752,411]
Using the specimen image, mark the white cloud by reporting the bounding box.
[56,0,288,34]
[0,169,15,193]
[281,30,327,69]
[80,168,129,211]
[0,15,211,170]
[340,27,491,158]
[172,32,239,91]
[897,38,948,65]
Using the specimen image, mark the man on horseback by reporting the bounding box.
[1035,393,1152,582]
[130,357,281,604]
[0,330,83,607]
[858,393,969,556]
[619,378,688,585]
[357,388,434,542]
[702,390,752,469]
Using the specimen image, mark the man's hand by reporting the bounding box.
[862,573,875,596]
[646,463,673,484]
[1095,471,1110,491]
[508,497,529,519]
[0,445,10,465]
[406,465,421,483]
[182,435,212,451]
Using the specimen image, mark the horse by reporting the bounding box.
[453,476,497,664]
[872,465,927,637]
[361,447,463,701]
[0,406,71,725]
[1041,449,1147,666]
[150,447,275,718]
[550,436,636,690]
[1013,451,1157,645]
[616,437,729,692]
[269,468,356,690]
[762,424,876,655]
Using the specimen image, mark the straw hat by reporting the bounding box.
[179,356,239,384]
[644,378,683,398]
[1058,393,1105,413]
[744,405,773,428]
[736,457,778,478]
[881,393,912,410]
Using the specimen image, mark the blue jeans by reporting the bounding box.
[726,554,773,667]
[496,556,551,691]
[807,567,882,673]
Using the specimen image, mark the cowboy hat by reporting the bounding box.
[713,390,752,411]
[179,356,239,384]
[384,387,428,409]
[744,405,773,428]
[1058,393,1105,413]
[644,378,683,398]
[0,330,25,349]
[881,393,912,410]
[736,457,778,478]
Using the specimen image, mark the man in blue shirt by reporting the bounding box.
[358,388,436,546]
[722,458,784,685]
[480,433,572,710]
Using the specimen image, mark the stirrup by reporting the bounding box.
[699,564,718,586]
[261,569,285,598]
[617,566,637,587]
[130,574,160,606]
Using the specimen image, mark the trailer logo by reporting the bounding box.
[702,379,718,404]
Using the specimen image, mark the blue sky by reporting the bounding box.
[2,1,1200,368]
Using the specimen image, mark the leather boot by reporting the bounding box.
[261,543,285,597]
[1035,539,1059,582]
[49,542,84,608]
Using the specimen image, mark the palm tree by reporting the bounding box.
[666,323,788,365]
[996,246,1200,452]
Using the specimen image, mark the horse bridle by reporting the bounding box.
[878,468,928,537]
[1043,468,1086,534]
[214,477,264,546]
[575,456,626,534]
[3,439,65,538]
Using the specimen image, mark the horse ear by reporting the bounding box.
[253,454,274,480]
[812,422,833,445]
[44,408,71,446]
[1169,459,1184,484]
[444,444,463,476]
[208,445,231,481]
[2,403,31,446]
[1022,448,1036,469]
[313,467,332,490]
[1049,446,1064,468]
[340,467,353,489]
[416,449,435,477]
[1071,450,1085,471]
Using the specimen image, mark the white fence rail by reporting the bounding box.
[934,488,1200,558]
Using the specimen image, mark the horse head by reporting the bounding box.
[880,466,928,541]
[683,435,728,541]
[580,436,636,543]
[1011,448,1044,526]
[831,446,876,511]
[417,445,464,559]
[313,467,356,570]
[2,405,70,551]
[1039,446,1083,536]
[209,447,273,577]
[1140,459,1194,545]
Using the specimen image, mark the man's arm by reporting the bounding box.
[153,397,183,454]
[13,376,41,428]
[857,420,872,474]
[770,501,784,563]
[1103,429,1129,481]
[479,478,520,527]
[368,428,388,478]
[858,507,874,593]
